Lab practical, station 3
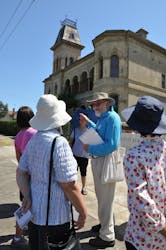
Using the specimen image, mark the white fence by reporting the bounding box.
[121,133,166,151]
[121,133,140,150]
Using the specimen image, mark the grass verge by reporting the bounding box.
[0,135,14,146]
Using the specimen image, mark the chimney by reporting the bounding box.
[136,28,148,39]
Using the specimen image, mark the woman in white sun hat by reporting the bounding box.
[121,96,166,250]
[16,94,87,250]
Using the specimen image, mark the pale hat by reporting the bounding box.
[30,94,71,131]
[86,92,115,104]
[121,96,166,134]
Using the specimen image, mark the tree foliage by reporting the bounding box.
[0,101,8,118]
[58,93,79,110]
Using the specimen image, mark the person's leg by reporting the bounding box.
[125,241,137,250]
[11,192,28,248]
[79,158,88,194]
[15,222,24,237]
[91,158,116,242]
[28,222,47,250]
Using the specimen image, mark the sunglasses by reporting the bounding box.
[92,100,107,107]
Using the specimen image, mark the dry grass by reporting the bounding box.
[0,135,14,146]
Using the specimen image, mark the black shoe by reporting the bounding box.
[91,224,101,233]
[11,236,29,249]
[89,236,115,249]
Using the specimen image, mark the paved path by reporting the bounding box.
[0,142,129,249]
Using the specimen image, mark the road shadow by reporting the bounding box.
[0,203,19,219]
[78,222,127,242]
[115,222,127,241]
[0,234,13,249]
[0,247,11,250]
[78,229,97,240]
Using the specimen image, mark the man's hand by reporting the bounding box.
[74,214,86,230]
[83,144,88,152]
[160,225,166,238]
[79,113,90,126]
[22,195,31,212]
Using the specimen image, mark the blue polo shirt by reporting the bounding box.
[87,108,122,157]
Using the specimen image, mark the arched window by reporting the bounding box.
[110,94,119,113]
[89,68,94,90]
[64,79,71,94]
[99,57,103,79]
[54,84,57,95]
[110,55,119,77]
[69,57,74,65]
[80,71,88,92]
[72,76,79,94]
[56,58,59,72]
[65,57,68,67]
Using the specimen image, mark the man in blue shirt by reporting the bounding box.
[80,92,121,248]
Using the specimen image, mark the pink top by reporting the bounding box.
[15,127,37,154]
[124,136,166,250]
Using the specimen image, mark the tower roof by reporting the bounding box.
[51,18,84,50]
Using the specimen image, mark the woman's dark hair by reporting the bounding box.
[17,106,34,128]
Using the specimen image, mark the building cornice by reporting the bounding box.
[92,29,166,55]
[50,39,84,51]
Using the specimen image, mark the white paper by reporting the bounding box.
[14,206,33,229]
[72,206,79,221]
[79,127,103,145]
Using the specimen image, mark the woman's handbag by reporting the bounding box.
[46,137,81,250]
[101,147,125,184]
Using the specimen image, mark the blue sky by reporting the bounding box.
[0,0,166,112]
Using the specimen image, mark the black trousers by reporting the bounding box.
[28,221,70,250]
[125,241,137,250]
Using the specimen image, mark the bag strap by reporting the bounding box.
[46,136,57,226]
[46,136,75,231]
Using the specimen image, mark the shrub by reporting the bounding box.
[0,121,19,136]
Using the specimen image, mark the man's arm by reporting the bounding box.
[60,181,87,230]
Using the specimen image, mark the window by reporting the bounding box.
[161,74,165,89]
[110,94,119,113]
[69,33,75,39]
[89,68,94,90]
[69,57,74,65]
[110,55,119,77]
[65,79,71,94]
[80,71,88,92]
[65,57,68,67]
[99,57,103,79]
[72,76,79,94]
[54,84,57,94]
[56,58,59,71]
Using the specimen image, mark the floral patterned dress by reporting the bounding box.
[124,136,166,250]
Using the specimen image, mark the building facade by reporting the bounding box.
[43,18,166,114]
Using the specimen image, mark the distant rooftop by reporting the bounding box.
[61,18,77,29]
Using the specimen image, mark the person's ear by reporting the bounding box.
[106,100,111,109]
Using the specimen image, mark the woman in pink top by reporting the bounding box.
[11,106,37,249]
[121,96,166,250]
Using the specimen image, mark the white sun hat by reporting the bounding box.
[30,94,71,131]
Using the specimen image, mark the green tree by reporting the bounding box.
[0,101,8,118]
[58,93,79,110]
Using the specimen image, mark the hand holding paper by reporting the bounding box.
[79,127,103,145]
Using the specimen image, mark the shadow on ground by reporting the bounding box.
[0,235,13,245]
[0,203,19,219]
[115,222,127,241]
[78,222,127,242]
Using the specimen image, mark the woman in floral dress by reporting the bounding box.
[121,96,166,250]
